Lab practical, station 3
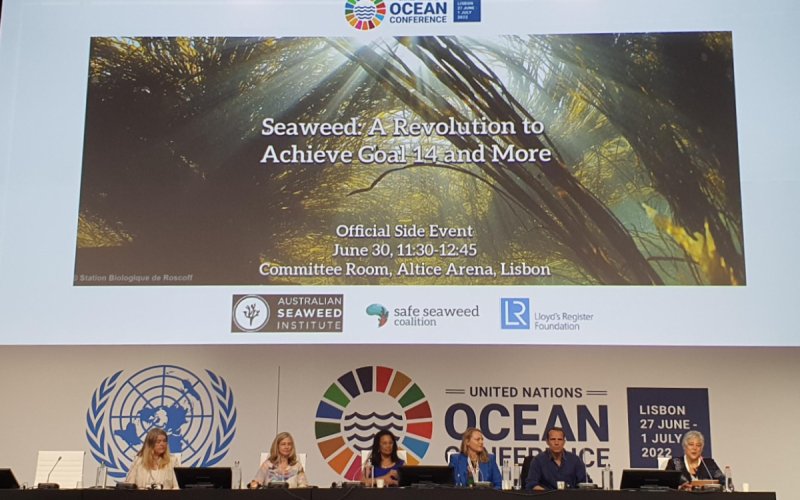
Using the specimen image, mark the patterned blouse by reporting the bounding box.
[666,456,725,485]
[252,459,308,488]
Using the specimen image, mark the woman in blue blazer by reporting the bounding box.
[448,428,502,489]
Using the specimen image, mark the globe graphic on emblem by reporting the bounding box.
[108,365,214,467]
[353,0,377,21]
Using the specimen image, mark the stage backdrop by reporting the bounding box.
[0,345,796,496]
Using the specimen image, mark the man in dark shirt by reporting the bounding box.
[525,427,592,490]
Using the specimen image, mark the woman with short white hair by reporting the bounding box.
[666,430,725,490]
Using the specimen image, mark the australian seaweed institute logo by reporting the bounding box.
[232,294,343,333]
[345,0,386,30]
[315,366,432,480]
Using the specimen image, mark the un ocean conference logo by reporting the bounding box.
[86,365,237,478]
[315,366,432,480]
[345,0,386,30]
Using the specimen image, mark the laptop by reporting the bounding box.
[174,467,232,489]
[0,469,21,489]
[620,469,682,490]
[397,466,454,487]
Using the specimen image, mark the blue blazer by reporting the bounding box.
[449,453,502,489]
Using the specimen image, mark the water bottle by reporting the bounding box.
[233,461,242,489]
[602,464,613,490]
[364,464,374,488]
[95,462,107,488]
[513,463,521,490]
[725,466,734,492]
[502,459,511,490]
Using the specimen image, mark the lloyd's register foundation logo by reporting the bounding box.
[232,294,344,333]
[501,297,595,332]
[501,298,530,329]
[86,365,237,479]
[315,366,432,480]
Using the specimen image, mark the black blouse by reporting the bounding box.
[665,456,725,485]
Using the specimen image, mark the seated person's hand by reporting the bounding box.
[679,482,694,491]
[384,470,399,486]
[248,481,261,489]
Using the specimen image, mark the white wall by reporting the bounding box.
[0,344,795,497]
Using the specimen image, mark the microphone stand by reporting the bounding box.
[578,449,595,490]
[38,456,62,489]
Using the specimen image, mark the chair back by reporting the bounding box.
[34,451,85,489]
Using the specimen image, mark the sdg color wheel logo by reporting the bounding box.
[345,0,386,31]
[86,365,237,478]
[315,366,433,480]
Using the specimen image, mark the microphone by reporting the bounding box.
[693,458,723,492]
[38,456,62,489]
[583,450,588,484]
[47,456,62,483]
[473,463,491,489]
[578,449,595,490]
[701,458,715,481]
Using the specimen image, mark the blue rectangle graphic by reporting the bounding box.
[626,387,712,469]
[454,0,481,22]
[501,298,529,329]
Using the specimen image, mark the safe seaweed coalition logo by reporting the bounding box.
[86,365,237,479]
[345,0,386,30]
[366,303,389,327]
[315,366,432,480]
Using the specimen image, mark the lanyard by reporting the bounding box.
[468,457,480,482]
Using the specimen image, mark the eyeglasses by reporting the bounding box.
[548,438,565,442]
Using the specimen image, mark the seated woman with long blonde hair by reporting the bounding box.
[249,432,308,488]
[125,428,179,489]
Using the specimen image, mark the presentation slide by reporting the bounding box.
[0,0,798,345]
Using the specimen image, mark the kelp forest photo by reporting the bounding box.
[75,34,745,286]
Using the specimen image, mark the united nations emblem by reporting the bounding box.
[86,365,237,478]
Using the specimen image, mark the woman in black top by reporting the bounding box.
[665,430,725,490]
